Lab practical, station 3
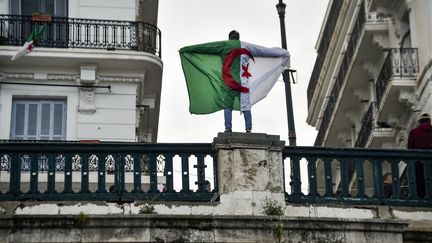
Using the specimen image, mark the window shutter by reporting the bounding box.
[53,103,64,140]
[12,103,26,139]
[27,104,38,140]
[11,99,66,141]
[40,103,51,140]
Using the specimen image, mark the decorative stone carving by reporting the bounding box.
[344,111,360,124]
[78,88,96,114]
[372,33,389,49]
[362,63,378,80]
[3,72,34,80]
[353,89,369,103]
[97,75,144,83]
[47,73,80,82]
[80,64,97,85]
[398,90,417,111]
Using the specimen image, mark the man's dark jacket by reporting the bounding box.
[408,122,432,149]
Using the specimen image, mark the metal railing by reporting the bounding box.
[0,141,215,201]
[314,2,366,146]
[283,146,432,207]
[375,48,418,107]
[1,141,432,207]
[354,103,374,148]
[0,15,161,57]
[307,0,344,106]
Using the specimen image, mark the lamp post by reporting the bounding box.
[276,0,297,146]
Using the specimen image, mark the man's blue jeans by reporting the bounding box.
[224,109,252,131]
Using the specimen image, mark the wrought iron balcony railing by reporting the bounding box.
[375,48,419,108]
[314,2,366,146]
[284,146,432,207]
[0,141,214,201]
[307,0,344,106]
[0,15,161,57]
[354,103,374,147]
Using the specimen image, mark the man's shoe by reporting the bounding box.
[225,129,232,133]
[246,129,251,133]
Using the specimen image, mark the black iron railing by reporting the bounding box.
[375,48,418,108]
[314,2,366,147]
[283,146,432,207]
[0,15,161,57]
[307,0,344,106]
[355,103,374,147]
[0,141,215,201]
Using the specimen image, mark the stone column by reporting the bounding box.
[212,132,286,215]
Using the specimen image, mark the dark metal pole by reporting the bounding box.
[276,0,297,146]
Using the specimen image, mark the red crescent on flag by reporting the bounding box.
[222,48,255,93]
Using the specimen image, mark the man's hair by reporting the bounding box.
[383,172,392,180]
[228,30,240,40]
[418,112,431,123]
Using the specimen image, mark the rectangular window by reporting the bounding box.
[13,0,67,17]
[11,99,67,140]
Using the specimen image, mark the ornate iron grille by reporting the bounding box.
[0,141,216,202]
[0,15,161,57]
[355,103,374,148]
[375,48,419,108]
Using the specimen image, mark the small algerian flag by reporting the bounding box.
[11,27,45,61]
[180,40,290,114]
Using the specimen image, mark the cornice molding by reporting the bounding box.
[2,72,34,80]
[0,72,144,84]
[97,75,144,83]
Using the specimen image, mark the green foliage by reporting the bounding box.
[273,223,284,242]
[259,197,285,216]
[75,212,89,226]
[139,203,156,214]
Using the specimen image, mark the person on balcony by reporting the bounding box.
[383,172,393,198]
[407,112,432,198]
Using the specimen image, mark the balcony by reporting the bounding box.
[314,2,366,147]
[355,102,395,148]
[355,103,374,147]
[307,0,344,107]
[0,15,161,57]
[375,48,418,123]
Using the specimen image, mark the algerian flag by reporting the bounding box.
[11,27,45,61]
[180,40,290,114]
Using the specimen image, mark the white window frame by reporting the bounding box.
[10,99,67,140]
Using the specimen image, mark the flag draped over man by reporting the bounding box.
[179,40,290,114]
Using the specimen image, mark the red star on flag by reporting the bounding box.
[241,63,252,78]
[26,43,33,52]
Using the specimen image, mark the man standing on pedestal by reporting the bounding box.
[179,32,290,133]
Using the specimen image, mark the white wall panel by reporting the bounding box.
[94,94,135,109]
[78,109,135,124]
[0,0,8,14]
[75,0,135,21]
[77,123,135,141]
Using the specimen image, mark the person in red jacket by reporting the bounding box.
[408,112,432,198]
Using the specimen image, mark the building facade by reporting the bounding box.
[307,0,432,194]
[0,0,162,143]
[307,0,432,149]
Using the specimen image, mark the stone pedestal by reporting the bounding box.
[212,132,286,215]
